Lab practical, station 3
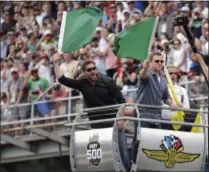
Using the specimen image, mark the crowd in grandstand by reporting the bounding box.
[0,1,208,134]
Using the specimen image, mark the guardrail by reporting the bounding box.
[1,90,208,126]
[1,78,208,135]
[1,101,208,129]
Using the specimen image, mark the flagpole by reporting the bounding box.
[147,16,159,57]
[164,47,186,131]
[58,11,67,54]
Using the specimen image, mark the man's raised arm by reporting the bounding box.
[139,60,149,80]
[53,53,64,78]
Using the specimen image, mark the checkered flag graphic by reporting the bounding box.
[170,135,178,148]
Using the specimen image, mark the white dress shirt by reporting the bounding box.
[162,84,190,120]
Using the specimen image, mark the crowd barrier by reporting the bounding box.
[1,86,208,132]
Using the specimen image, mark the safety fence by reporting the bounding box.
[0,77,208,136]
[1,96,208,134]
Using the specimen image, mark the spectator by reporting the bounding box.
[57,1,66,13]
[0,91,20,135]
[181,5,191,19]
[58,52,79,107]
[18,62,29,80]
[6,31,16,47]
[189,7,203,39]
[20,4,34,29]
[42,2,56,20]
[1,11,16,34]
[34,4,45,30]
[59,53,79,79]
[8,67,30,135]
[15,38,27,59]
[37,29,57,54]
[0,92,9,123]
[162,66,190,122]
[1,59,12,93]
[144,2,160,17]
[38,54,53,84]
[156,2,175,39]
[127,1,143,17]
[27,30,38,52]
[172,39,187,73]
[50,84,68,130]
[116,2,125,22]
[115,60,139,103]
[8,67,22,105]
[26,68,51,118]
[91,37,105,74]
[187,71,208,99]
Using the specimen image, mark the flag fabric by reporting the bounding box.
[114,17,158,61]
[58,6,102,53]
[191,107,205,133]
[191,112,201,133]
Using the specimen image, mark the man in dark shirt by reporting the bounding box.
[53,53,126,128]
[1,11,16,34]
[53,54,131,170]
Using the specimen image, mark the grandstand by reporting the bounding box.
[0,1,208,172]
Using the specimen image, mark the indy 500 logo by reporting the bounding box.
[86,134,102,167]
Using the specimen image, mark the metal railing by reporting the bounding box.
[1,96,81,133]
[1,100,208,128]
[1,89,208,125]
[1,77,208,135]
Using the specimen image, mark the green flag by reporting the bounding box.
[114,17,159,61]
[58,7,102,53]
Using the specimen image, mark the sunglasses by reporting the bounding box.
[86,67,96,72]
[154,60,164,64]
[169,72,177,75]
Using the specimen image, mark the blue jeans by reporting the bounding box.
[140,121,161,128]
[118,130,131,170]
[204,164,208,172]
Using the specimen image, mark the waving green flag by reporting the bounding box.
[58,6,102,53]
[114,17,159,61]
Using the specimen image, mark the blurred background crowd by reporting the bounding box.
[0,1,208,134]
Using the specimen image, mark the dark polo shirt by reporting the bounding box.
[136,69,171,119]
[58,74,126,128]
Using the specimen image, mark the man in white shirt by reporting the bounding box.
[60,53,79,79]
[162,66,190,121]
[34,5,46,30]
[38,54,52,84]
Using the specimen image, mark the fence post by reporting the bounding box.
[68,88,72,122]
[30,103,35,126]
